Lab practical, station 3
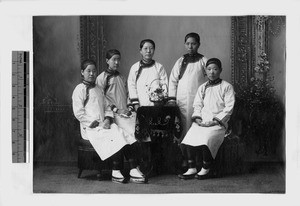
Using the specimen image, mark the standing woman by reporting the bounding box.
[168,32,208,141]
[127,39,168,111]
[127,39,168,174]
[72,59,146,184]
[179,58,235,179]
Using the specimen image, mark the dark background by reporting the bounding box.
[33,16,286,165]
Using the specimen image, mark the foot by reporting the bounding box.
[130,167,145,178]
[183,168,197,175]
[178,168,197,180]
[195,168,212,180]
[197,168,210,176]
[129,167,147,184]
[111,170,126,184]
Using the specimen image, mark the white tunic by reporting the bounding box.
[72,83,135,160]
[168,55,208,139]
[96,71,137,144]
[181,80,235,159]
[96,71,128,110]
[127,61,168,106]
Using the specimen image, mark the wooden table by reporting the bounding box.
[135,105,183,175]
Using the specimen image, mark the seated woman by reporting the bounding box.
[96,49,135,136]
[178,58,235,180]
[72,59,146,184]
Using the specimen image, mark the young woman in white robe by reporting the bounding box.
[96,49,137,143]
[72,59,146,184]
[178,58,235,180]
[168,32,208,141]
[127,39,168,174]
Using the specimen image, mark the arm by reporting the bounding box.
[168,58,182,103]
[158,64,168,90]
[103,101,114,129]
[72,86,96,128]
[191,85,205,123]
[95,73,106,92]
[213,83,235,126]
[127,64,140,109]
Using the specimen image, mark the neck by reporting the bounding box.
[83,79,95,85]
[208,78,221,83]
[142,58,152,64]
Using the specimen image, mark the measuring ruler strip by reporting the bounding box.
[12,51,29,163]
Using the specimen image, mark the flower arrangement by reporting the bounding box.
[147,79,168,104]
[236,52,276,109]
[234,52,284,156]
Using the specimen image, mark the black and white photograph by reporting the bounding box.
[0,0,299,206]
[32,15,286,193]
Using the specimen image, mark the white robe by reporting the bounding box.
[96,71,128,110]
[181,80,235,159]
[72,83,135,160]
[96,71,137,143]
[168,55,208,139]
[127,61,168,106]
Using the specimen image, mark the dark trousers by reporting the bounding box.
[110,142,139,170]
[181,144,213,169]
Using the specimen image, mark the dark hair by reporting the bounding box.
[206,58,222,70]
[184,32,200,44]
[81,59,96,71]
[140,39,155,50]
[106,49,121,60]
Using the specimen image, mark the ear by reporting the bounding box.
[81,70,84,76]
[106,58,109,64]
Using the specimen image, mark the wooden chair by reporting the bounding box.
[77,138,112,178]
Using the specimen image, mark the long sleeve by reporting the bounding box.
[96,73,105,93]
[72,86,94,127]
[214,84,235,125]
[127,63,139,105]
[191,85,205,120]
[104,103,114,119]
[168,58,182,100]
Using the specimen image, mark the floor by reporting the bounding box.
[33,162,285,193]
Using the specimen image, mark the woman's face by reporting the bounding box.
[81,64,97,82]
[205,63,221,81]
[140,42,155,62]
[185,37,200,54]
[106,54,121,71]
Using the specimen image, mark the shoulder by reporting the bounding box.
[221,80,234,91]
[72,83,84,96]
[200,55,208,64]
[131,61,140,68]
[199,81,208,90]
[96,72,106,81]
[221,80,233,87]
[74,83,84,90]
[154,61,164,67]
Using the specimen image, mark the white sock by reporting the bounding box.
[197,168,210,176]
[130,168,144,178]
[112,170,124,178]
[183,168,197,175]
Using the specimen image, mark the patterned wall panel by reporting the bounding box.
[80,16,105,73]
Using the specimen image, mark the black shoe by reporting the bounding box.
[178,173,197,180]
[130,176,148,184]
[195,171,213,180]
[112,176,127,184]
